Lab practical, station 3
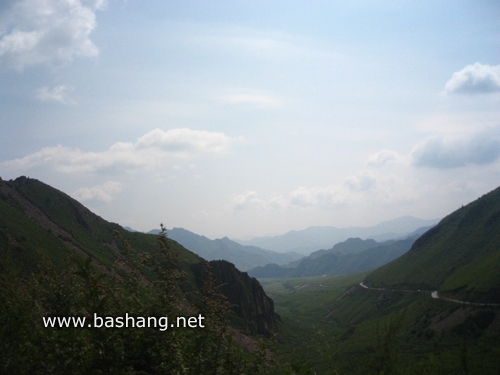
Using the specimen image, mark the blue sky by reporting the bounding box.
[1,0,499,239]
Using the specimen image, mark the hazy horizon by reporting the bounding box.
[126,214,439,243]
[1,1,499,239]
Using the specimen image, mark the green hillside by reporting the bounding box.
[364,186,500,302]
[266,273,500,375]
[0,177,279,333]
[258,186,500,374]
[0,176,284,374]
[0,176,200,272]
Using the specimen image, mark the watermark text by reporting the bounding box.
[43,313,205,331]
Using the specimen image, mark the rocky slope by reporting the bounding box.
[192,260,279,337]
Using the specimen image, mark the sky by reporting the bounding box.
[1,0,500,240]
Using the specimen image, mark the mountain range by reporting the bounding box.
[3,175,500,374]
[146,227,303,271]
[235,215,440,254]
[248,228,432,278]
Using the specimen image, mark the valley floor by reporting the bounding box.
[260,273,500,375]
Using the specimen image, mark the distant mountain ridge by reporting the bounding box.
[309,237,379,259]
[148,227,303,271]
[364,185,500,303]
[248,232,426,278]
[235,216,440,254]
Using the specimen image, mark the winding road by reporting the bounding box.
[359,282,500,307]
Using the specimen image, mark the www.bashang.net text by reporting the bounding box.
[43,313,205,331]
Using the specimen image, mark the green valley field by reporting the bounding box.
[262,273,500,374]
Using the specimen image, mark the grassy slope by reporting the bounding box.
[261,273,368,373]
[0,177,201,274]
[251,186,500,374]
[364,186,500,298]
[1,177,280,341]
[0,192,71,270]
[0,177,208,312]
[1,178,286,374]
[264,274,500,375]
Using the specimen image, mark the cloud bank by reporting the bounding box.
[2,128,242,173]
[0,0,105,70]
[231,185,348,212]
[230,124,500,214]
[445,63,500,95]
[412,126,500,169]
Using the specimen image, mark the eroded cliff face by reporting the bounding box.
[192,260,279,337]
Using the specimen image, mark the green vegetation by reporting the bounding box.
[365,186,500,301]
[3,176,500,374]
[263,274,500,374]
[259,186,500,374]
[0,228,287,374]
[0,177,288,374]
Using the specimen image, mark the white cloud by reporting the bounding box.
[412,126,500,169]
[445,63,500,95]
[72,181,122,203]
[0,0,105,71]
[36,85,75,104]
[224,123,500,234]
[136,128,238,155]
[230,185,347,212]
[365,125,500,171]
[229,174,413,213]
[2,128,242,173]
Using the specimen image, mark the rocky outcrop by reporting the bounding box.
[192,260,279,337]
